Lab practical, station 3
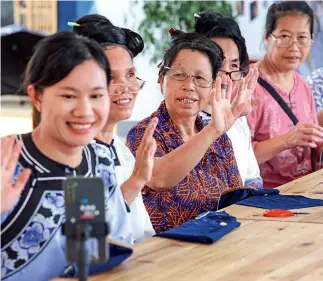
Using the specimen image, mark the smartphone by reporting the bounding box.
[63,176,108,263]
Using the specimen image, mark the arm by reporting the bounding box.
[318,110,323,127]
[243,120,263,189]
[252,134,287,165]
[128,76,246,191]
[148,124,221,190]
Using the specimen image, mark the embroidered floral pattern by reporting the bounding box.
[1,191,64,279]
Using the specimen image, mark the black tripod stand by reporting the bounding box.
[62,221,109,281]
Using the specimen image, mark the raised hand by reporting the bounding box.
[283,122,323,149]
[130,117,158,186]
[1,136,31,214]
[209,75,246,136]
[232,67,259,116]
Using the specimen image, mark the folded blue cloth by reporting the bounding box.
[62,242,133,278]
[236,191,323,210]
[217,188,279,210]
[155,211,240,244]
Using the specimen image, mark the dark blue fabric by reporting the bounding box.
[155,211,240,244]
[62,243,133,278]
[217,188,280,210]
[236,192,323,210]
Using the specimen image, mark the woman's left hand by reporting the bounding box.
[130,117,158,187]
[232,67,259,116]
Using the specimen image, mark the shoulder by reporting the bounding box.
[113,135,135,161]
[89,140,114,162]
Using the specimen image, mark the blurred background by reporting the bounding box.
[1,0,322,140]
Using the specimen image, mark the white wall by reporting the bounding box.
[233,0,274,60]
[96,0,163,122]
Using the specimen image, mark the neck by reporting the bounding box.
[96,122,115,144]
[258,56,294,84]
[168,110,197,141]
[32,127,83,168]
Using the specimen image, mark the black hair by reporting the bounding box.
[265,1,315,39]
[24,31,110,128]
[72,14,144,57]
[194,11,249,72]
[159,32,223,80]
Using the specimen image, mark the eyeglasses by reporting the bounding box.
[270,33,313,48]
[162,66,213,88]
[108,77,145,96]
[218,70,245,81]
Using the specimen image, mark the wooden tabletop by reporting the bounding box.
[223,192,323,224]
[90,170,323,281]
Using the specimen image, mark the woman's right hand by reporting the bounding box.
[283,122,323,149]
[1,136,31,214]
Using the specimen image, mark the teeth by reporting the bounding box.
[69,124,92,130]
[179,98,195,104]
[116,99,131,104]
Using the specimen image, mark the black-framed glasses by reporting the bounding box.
[108,77,145,96]
[270,33,313,48]
[218,70,245,81]
[162,66,213,88]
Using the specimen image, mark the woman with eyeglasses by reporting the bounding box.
[71,14,155,242]
[247,1,323,188]
[194,12,262,189]
[126,32,248,233]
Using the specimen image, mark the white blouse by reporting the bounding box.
[112,135,155,242]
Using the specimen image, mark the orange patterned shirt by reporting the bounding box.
[126,101,243,233]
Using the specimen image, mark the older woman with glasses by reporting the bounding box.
[247,1,323,188]
[194,12,262,190]
[72,14,156,242]
[126,32,248,233]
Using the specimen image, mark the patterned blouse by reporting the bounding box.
[126,101,242,233]
[307,67,323,112]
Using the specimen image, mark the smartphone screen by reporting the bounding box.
[64,177,106,225]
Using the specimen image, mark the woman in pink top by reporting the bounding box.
[247,1,323,188]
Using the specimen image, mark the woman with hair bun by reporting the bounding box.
[195,11,263,189]
[71,14,156,242]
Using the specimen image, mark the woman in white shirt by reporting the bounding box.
[71,14,155,242]
[194,12,263,189]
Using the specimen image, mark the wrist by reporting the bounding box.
[205,124,222,140]
[279,134,290,150]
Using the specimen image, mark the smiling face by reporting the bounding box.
[266,13,311,71]
[104,46,139,124]
[161,49,213,119]
[30,59,109,149]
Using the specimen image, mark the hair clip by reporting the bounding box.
[67,22,81,27]
[194,13,201,18]
[168,28,176,35]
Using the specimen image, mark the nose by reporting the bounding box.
[181,75,195,91]
[73,97,93,117]
[289,40,300,51]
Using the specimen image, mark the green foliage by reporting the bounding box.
[136,1,232,64]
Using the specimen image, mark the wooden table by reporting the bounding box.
[91,170,323,281]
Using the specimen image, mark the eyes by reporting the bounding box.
[280,34,309,41]
[60,93,105,99]
[110,70,136,83]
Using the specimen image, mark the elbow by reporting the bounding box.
[147,175,173,191]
